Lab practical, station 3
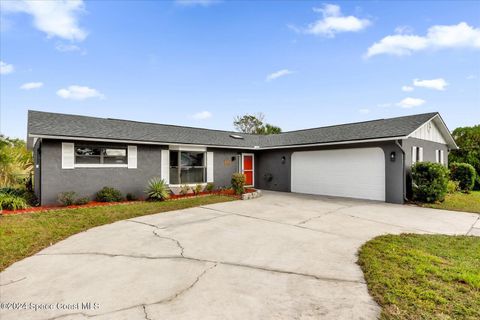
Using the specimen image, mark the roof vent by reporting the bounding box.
[229,134,244,140]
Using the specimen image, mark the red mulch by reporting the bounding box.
[1,188,256,215]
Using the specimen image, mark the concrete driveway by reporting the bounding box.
[1,191,479,320]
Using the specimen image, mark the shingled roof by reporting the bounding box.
[28,110,447,149]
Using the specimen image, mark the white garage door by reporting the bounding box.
[291,148,386,201]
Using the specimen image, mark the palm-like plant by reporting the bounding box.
[145,178,170,201]
[0,136,33,188]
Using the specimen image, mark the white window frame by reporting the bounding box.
[168,149,207,185]
[241,153,255,187]
[412,146,423,165]
[73,144,130,168]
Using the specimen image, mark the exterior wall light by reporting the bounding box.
[390,151,396,162]
[281,156,286,164]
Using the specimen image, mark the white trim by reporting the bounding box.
[127,145,137,169]
[241,153,255,187]
[61,142,74,169]
[169,145,206,152]
[28,134,408,150]
[412,146,417,165]
[440,150,444,165]
[75,164,128,168]
[258,136,408,150]
[206,151,214,183]
[419,147,423,161]
[161,149,170,184]
[435,149,439,163]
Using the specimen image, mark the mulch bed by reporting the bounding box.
[1,188,256,215]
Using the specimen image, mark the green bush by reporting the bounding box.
[447,180,459,194]
[0,187,37,206]
[57,192,77,206]
[126,193,138,201]
[450,162,476,192]
[231,173,246,195]
[0,193,29,210]
[412,162,449,203]
[206,182,215,192]
[75,197,90,205]
[145,178,170,201]
[96,187,123,202]
[194,184,203,195]
[180,185,190,195]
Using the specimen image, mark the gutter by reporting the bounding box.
[395,139,408,202]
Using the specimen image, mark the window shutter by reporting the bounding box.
[207,152,214,183]
[435,150,439,163]
[128,146,137,169]
[440,150,444,165]
[62,142,74,169]
[161,150,170,184]
[419,147,424,161]
[412,146,417,164]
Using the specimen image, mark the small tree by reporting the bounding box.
[231,173,246,195]
[412,162,449,203]
[233,113,265,134]
[450,162,476,192]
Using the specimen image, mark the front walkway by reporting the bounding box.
[1,191,478,320]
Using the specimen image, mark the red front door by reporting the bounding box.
[242,154,254,186]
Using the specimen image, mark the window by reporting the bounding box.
[412,146,423,164]
[436,149,444,164]
[169,151,206,184]
[75,146,127,165]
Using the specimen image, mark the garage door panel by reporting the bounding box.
[291,148,385,201]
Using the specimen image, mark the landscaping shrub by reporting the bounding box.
[447,180,459,194]
[96,187,123,202]
[0,193,29,210]
[206,182,214,192]
[145,178,170,201]
[75,197,90,205]
[449,162,477,192]
[57,192,77,206]
[194,184,203,195]
[0,187,37,206]
[180,185,190,195]
[126,193,137,201]
[412,162,449,203]
[231,173,246,195]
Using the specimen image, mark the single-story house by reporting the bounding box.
[27,110,457,205]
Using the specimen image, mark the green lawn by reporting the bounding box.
[422,191,480,214]
[0,195,234,271]
[358,234,480,320]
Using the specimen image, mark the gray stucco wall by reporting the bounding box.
[209,148,242,189]
[254,142,405,204]
[40,140,163,205]
[402,137,449,199]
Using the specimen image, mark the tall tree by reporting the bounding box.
[233,113,265,134]
[449,125,480,189]
[233,113,282,135]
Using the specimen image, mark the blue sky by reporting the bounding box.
[1,0,479,139]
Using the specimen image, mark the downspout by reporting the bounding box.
[395,139,408,202]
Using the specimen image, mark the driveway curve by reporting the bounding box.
[1,191,478,320]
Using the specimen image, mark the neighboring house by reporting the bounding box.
[27,111,457,205]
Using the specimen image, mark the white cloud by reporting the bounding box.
[175,0,220,6]
[0,61,14,74]
[394,25,414,35]
[401,85,414,92]
[366,22,480,58]
[192,111,212,120]
[56,85,104,100]
[466,74,477,80]
[1,0,87,41]
[303,4,371,37]
[396,97,426,108]
[20,82,43,90]
[413,78,448,91]
[377,103,392,108]
[55,43,85,54]
[358,108,370,114]
[266,69,293,81]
